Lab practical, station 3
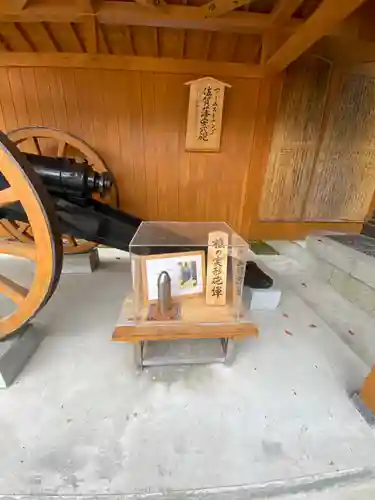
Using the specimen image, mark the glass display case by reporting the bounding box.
[129,221,249,326]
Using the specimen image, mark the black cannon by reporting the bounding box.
[0,151,144,252]
[0,131,269,339]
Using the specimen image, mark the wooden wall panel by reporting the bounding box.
[259,56,331,220]
[0,66,264,235]
[304,70,375,221]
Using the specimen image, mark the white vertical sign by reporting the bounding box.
[185,77,231,152]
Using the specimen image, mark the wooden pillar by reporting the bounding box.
[360,366,375,413]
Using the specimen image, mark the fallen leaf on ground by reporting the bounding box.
[285,329,293,336]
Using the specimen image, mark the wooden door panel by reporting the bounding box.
[304,72,375,221]
[259,57,330,220]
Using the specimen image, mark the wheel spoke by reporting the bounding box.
[19,222,31,235]
[57,141,66,157]
[0,241,37,260]
[32,137,42,155]
[0,187,18,206]
[64,235,78,247]
[0,274,28,305]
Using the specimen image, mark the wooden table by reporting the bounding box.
[112,294,258,369]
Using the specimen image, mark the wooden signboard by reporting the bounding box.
[185,77,231,152]
[205,231,229,306]
[231,234,247,309]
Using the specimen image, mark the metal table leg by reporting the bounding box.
[133,341,144,371]
[222,338,237,365]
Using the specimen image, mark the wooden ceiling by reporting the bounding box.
[0,0,371,75]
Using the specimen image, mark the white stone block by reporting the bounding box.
[245,286,282,311]
[62,248,100,274]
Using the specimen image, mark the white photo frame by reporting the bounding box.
[142,251,206,302]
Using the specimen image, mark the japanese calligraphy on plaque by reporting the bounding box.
[185,77,231,152]
[231,234,247,309]
[206,231,229,306]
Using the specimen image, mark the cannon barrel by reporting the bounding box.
[24,153,114,198]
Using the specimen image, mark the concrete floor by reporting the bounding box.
[1,251,375,499]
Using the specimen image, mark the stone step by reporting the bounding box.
[260,241,375,369]
[362,219,375,239]
[305,234,375,317]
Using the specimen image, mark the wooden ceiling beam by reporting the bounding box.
[0,2,300,35]
[0,52,264,78]
[76,0,103,13]
[134,0,167,9]
[98,3,286,34]
[199,0,256,19]
[0,0,28,14]
[265,0,368,73]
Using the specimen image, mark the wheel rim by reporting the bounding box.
[1,126,118,254]
[0,132,63,339]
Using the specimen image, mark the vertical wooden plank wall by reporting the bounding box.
[0,66,266,236]
[0,60,370,240]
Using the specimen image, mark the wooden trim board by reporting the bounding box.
[248,221,363,240]
[0,53,264,78]
[113,322,258,342]
[361,366,375,414]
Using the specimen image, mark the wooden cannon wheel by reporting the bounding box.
[0,126,118,254]
[0,132,63,340]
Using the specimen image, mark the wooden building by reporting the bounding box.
[0,0,374,240]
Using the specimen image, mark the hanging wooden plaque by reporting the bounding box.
[185,77,231,152]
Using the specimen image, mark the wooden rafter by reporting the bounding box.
[13,22,36,51]
[83,16,98,53]
[265,0,368,73]
[0,32,10,51]
[199,0,256,19]
[261,0,302,64]
[68,22,85,52]
[269,0,302,26]
[40,22,60,51]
